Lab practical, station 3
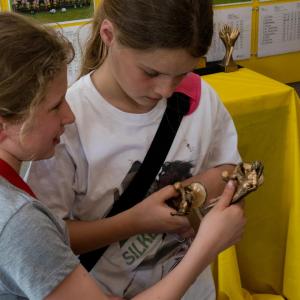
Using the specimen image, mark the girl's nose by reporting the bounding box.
[154,77,178,99]
[60,100,75,125]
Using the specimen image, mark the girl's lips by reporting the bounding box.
[54,131,63,144]
[53,137,60,144]
[147,96,161,101]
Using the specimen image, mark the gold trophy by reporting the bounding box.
[168,161,264,232]
[219,24,240,73]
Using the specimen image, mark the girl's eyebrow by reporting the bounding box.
[141,65,189,77]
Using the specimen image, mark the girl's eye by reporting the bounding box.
[51,102,62,111]
[144,70,160,78]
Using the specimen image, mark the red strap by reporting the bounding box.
[175,72,201,115]
[0,159,36,198]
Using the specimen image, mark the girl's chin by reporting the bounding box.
[40,149,56,160]
[53,137,60,145]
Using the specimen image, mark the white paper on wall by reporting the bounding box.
[206,6,252,62]
[258,2,300,57]
[58,23,91,84]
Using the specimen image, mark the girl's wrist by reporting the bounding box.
[124,206,145,235]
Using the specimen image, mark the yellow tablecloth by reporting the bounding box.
[203,68,300,300]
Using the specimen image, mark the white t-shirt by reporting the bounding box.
[28,73,241,299]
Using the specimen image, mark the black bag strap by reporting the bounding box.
[79,92,190,271]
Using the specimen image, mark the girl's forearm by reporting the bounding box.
[132,238,215,300]
[66,209,141,254]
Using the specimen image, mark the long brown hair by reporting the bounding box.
[80,0,213,76]
[0,12,74,123]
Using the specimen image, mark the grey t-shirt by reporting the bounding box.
[0,178,79,300]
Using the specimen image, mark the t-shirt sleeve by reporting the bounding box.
[210,102,241,164]
[201,80,242,168]
[26,124,88,220]
[0,203,79,300]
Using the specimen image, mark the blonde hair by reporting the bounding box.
[0,12,74,123]
[80,0,213,76]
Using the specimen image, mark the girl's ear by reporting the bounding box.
[0,119,7,142]
[100,19,115,47]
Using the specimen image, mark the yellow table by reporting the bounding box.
[203,68,300,300]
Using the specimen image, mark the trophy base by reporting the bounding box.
[193,62,242,76]
[219,63,239,73]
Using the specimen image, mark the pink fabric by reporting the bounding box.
[175,72,201,115]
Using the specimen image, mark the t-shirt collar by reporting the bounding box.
[0,159,36,198]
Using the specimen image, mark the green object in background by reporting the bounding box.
[214,0,252,4]
[31,5,93,23]
[10,0,94,23]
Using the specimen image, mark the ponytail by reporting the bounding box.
[80,4,108,77]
